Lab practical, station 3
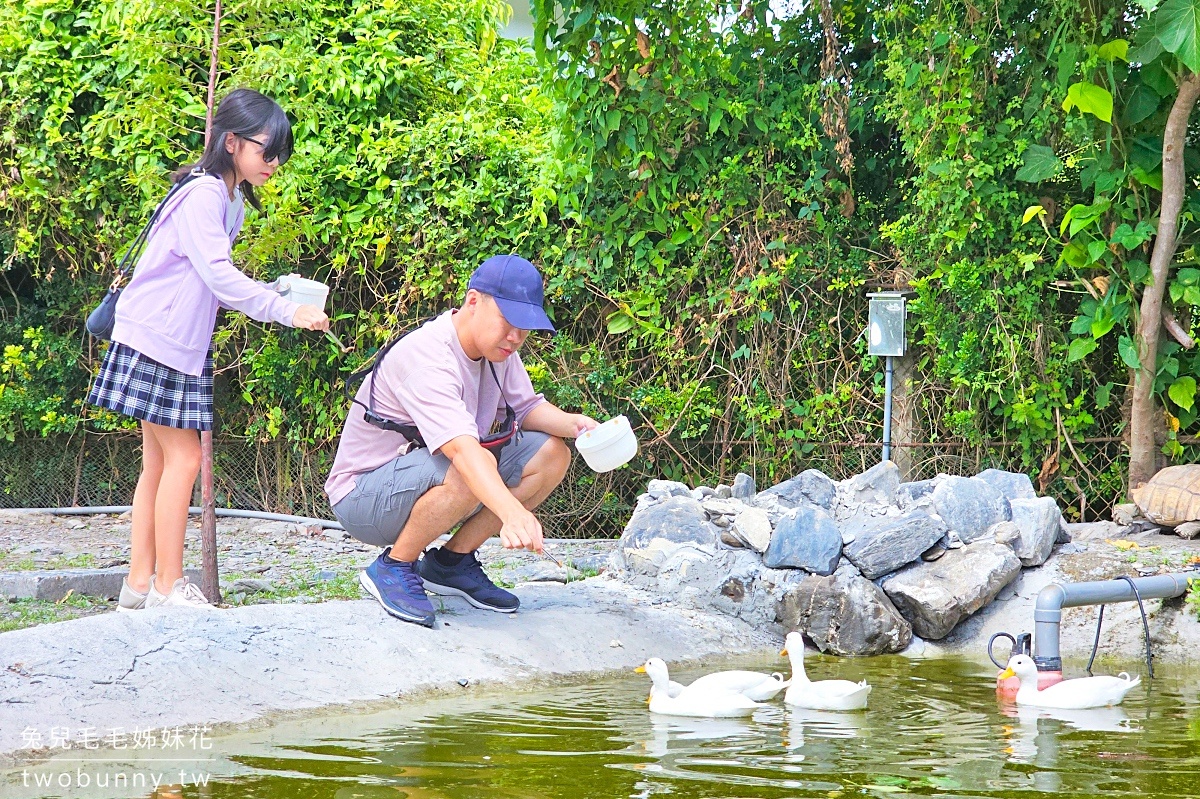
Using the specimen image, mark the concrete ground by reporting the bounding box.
[0,575,778,765]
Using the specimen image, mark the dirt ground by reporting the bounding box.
[0,510,616,630]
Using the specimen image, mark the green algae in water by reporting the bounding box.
[8,655,1200,799]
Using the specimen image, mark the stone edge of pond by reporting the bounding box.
[0,577,779,768]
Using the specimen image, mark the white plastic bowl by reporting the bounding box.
[575,415,638,472]
[276,274,330,311]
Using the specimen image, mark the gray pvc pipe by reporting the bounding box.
[1033,572,1194,669]
[6,506,344,530]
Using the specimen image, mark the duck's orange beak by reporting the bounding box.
[780,648,789,656]
[998,667,1015,680]
[635,665,646,674]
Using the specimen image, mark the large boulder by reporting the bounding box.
[1008,497,1063,566]
[776,567,912,656]
[763,505,842,575]
[756,469,837,510]
[620,496,718,574]
[974,469,1037,503]
[840,461,901,506]
[653,547,778,626]
[930,476,1012,542]
[841,509,948,580]
[880,539,1022,639]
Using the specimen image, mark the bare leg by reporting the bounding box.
[387,437,571,561]
[146,423,201,593]
[127,423,165,593]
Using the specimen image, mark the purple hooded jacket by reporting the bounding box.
[111,174,300,376]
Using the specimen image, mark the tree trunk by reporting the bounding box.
[1128,72,1200,491]
[200,0,223,605]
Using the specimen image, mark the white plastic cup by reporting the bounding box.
[575,415,638,472]
[276,274,330,311]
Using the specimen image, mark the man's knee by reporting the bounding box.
[535,436,571,484]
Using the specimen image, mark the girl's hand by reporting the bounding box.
[292,305,330,331]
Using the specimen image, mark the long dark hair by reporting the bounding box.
[172,88,293,211]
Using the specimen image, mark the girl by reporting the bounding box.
[88,88,329,609]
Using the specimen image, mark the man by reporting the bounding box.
[325,255,598,627]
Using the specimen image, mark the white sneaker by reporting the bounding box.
[116,577,150,612]
[145,577,216,609]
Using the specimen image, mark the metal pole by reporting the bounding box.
[882,355,894,462]
[199,0,223,605]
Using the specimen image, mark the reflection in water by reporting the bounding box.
[783,706,862,749]
[5,657,1197,799]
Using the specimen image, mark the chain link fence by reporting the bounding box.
[0,431,1148,537]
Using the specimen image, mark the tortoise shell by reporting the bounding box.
[1130,464,1200,526]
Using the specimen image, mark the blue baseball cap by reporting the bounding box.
[467,255,555,332]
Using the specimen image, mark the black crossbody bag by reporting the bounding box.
[86,170,206,340]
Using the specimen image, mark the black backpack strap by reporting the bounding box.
[342,315,440,445]
[110,169,207,289]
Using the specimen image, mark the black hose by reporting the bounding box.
[1085,574,1154,678]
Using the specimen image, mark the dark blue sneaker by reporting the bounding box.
[359,550,437,628]
[418,550,519,613]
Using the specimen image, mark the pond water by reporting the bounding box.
[7,654,1199,799]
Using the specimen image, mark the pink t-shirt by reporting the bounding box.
[324,311,547,506]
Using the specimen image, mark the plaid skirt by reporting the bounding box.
[87,343,214,430]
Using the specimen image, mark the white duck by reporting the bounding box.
[998,654,1141,709]
[781,632,872,711]
[636,658,763,718]
[659,663,789,702]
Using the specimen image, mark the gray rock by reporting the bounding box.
[757,469,837,510]
[0,567,203,602]
[647,480,692,500]
[731,507,773,553]
[1064,520,1128,541]
[701,497,745,518]
[732,472,756,500]
[896,479,938,509]
[1008,497,1063,566]
[715,484,733,499]
[974,468,1037,502]
[568,554,611,575]
[692,486,717,500]
[513,562,582,583]
[710,514,732,529]
[989,521,1021,550]
[763,506,842,575]
[316,570,339,582]
[230,578,274,594]
[720,529,744,547]
[776,569,912,656]
[620,496,718,551]
[1056,517,1073,544]
[653,547,776,625]
[881,540,1023,639]
[841,510,948,580]
[929,476,1012,542]
[841,461,902,506]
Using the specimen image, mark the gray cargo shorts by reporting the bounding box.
[331,431,554,547]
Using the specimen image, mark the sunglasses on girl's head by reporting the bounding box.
[238,134,291,166]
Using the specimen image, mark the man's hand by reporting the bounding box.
[499,507,544,554]
[292,304,330,331]
[569,414,600,437]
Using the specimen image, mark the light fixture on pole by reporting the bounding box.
[867,292,907,462]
